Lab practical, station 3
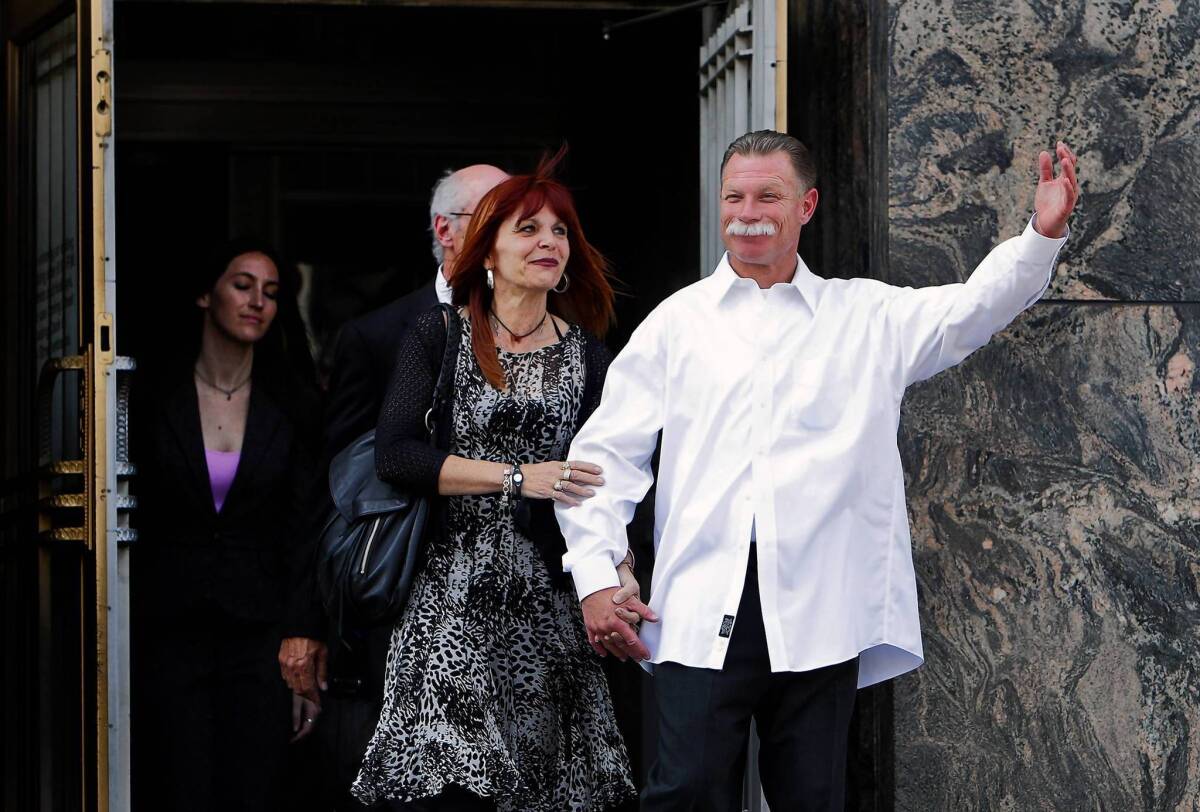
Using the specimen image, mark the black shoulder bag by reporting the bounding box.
[316,304,460,633]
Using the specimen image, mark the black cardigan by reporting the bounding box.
[374,307,612,574]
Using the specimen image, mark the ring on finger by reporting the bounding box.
[553,479,565,492]
[562,467,573,482]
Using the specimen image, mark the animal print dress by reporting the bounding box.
[352,317,635,810]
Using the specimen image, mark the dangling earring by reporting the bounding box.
[553,272,570,294]
[486,269,495,290]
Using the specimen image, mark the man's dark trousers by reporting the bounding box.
[641,545,859,812]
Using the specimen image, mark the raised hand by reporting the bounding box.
[1033,141,1080,239]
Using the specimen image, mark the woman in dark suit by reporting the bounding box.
[131,240,322,812]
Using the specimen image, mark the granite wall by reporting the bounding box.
[888,1,1200,808]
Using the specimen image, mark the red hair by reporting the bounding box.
[448,149,615,390]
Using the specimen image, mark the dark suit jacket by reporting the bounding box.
[301,279,440,691]
[324,280,439,463]
[134,370,317,632]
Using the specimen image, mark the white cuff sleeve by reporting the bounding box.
[568,554,622,601]
[1019,213,1070,307]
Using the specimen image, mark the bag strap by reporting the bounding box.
[425,303,460,446]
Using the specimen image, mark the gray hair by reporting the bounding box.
[428,168,470,264]
[720,130,817,191]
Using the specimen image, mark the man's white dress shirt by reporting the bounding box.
[556,217,1067,687]
[435,264,453,305]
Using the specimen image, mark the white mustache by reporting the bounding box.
[725,219,778,237]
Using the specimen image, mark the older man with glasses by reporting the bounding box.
[278,163,508,810]
[322,163,511,461]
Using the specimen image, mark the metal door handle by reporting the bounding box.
[36,352,137,549]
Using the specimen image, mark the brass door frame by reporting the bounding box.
[80,0,126,806]
[3,0,127,807]
[82,0,128,805]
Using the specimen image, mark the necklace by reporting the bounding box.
[194,368,251,401]
[490,308,547,341]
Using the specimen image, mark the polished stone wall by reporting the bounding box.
[888,1,1200,808]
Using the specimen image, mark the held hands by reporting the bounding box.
[1033,141,1080,239]
[522,460,604,507]
[581,562,659,662]
[613,562,647,627]
[278,637,328,705]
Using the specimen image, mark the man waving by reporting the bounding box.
[556,130,1078,810]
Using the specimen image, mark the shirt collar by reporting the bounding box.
[707,252,823,310]
[435,264,453,305]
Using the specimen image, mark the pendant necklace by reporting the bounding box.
[490,309,547,341]
[194,368,251,401]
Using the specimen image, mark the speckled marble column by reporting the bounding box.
[890,0,1200,302]
[888,1,1200,808]
[896,305,1200,808]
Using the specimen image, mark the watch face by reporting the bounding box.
[513,471,524,484]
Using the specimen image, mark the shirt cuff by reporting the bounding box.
[1019,213,1069,307]
[1023,213,1070,259]
[568,554,622,601]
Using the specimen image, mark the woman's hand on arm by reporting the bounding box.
[520,461,602,507]
[435,458,603,506]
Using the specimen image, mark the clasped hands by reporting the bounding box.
[538,460,658,660]
[527,458,657,659]
[278,636,327,742]
[581,562,659,661]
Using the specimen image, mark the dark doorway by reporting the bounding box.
[113,1,699,805]
[114,3,700,376]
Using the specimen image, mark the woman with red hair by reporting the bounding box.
[353,157,643,811]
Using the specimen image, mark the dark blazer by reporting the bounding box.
[309,277,439,695]
[324,279,439,462]
[134,370,317,630]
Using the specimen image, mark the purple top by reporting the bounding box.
[205,449,241,513]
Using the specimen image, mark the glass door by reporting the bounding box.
[1,0,127,809]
